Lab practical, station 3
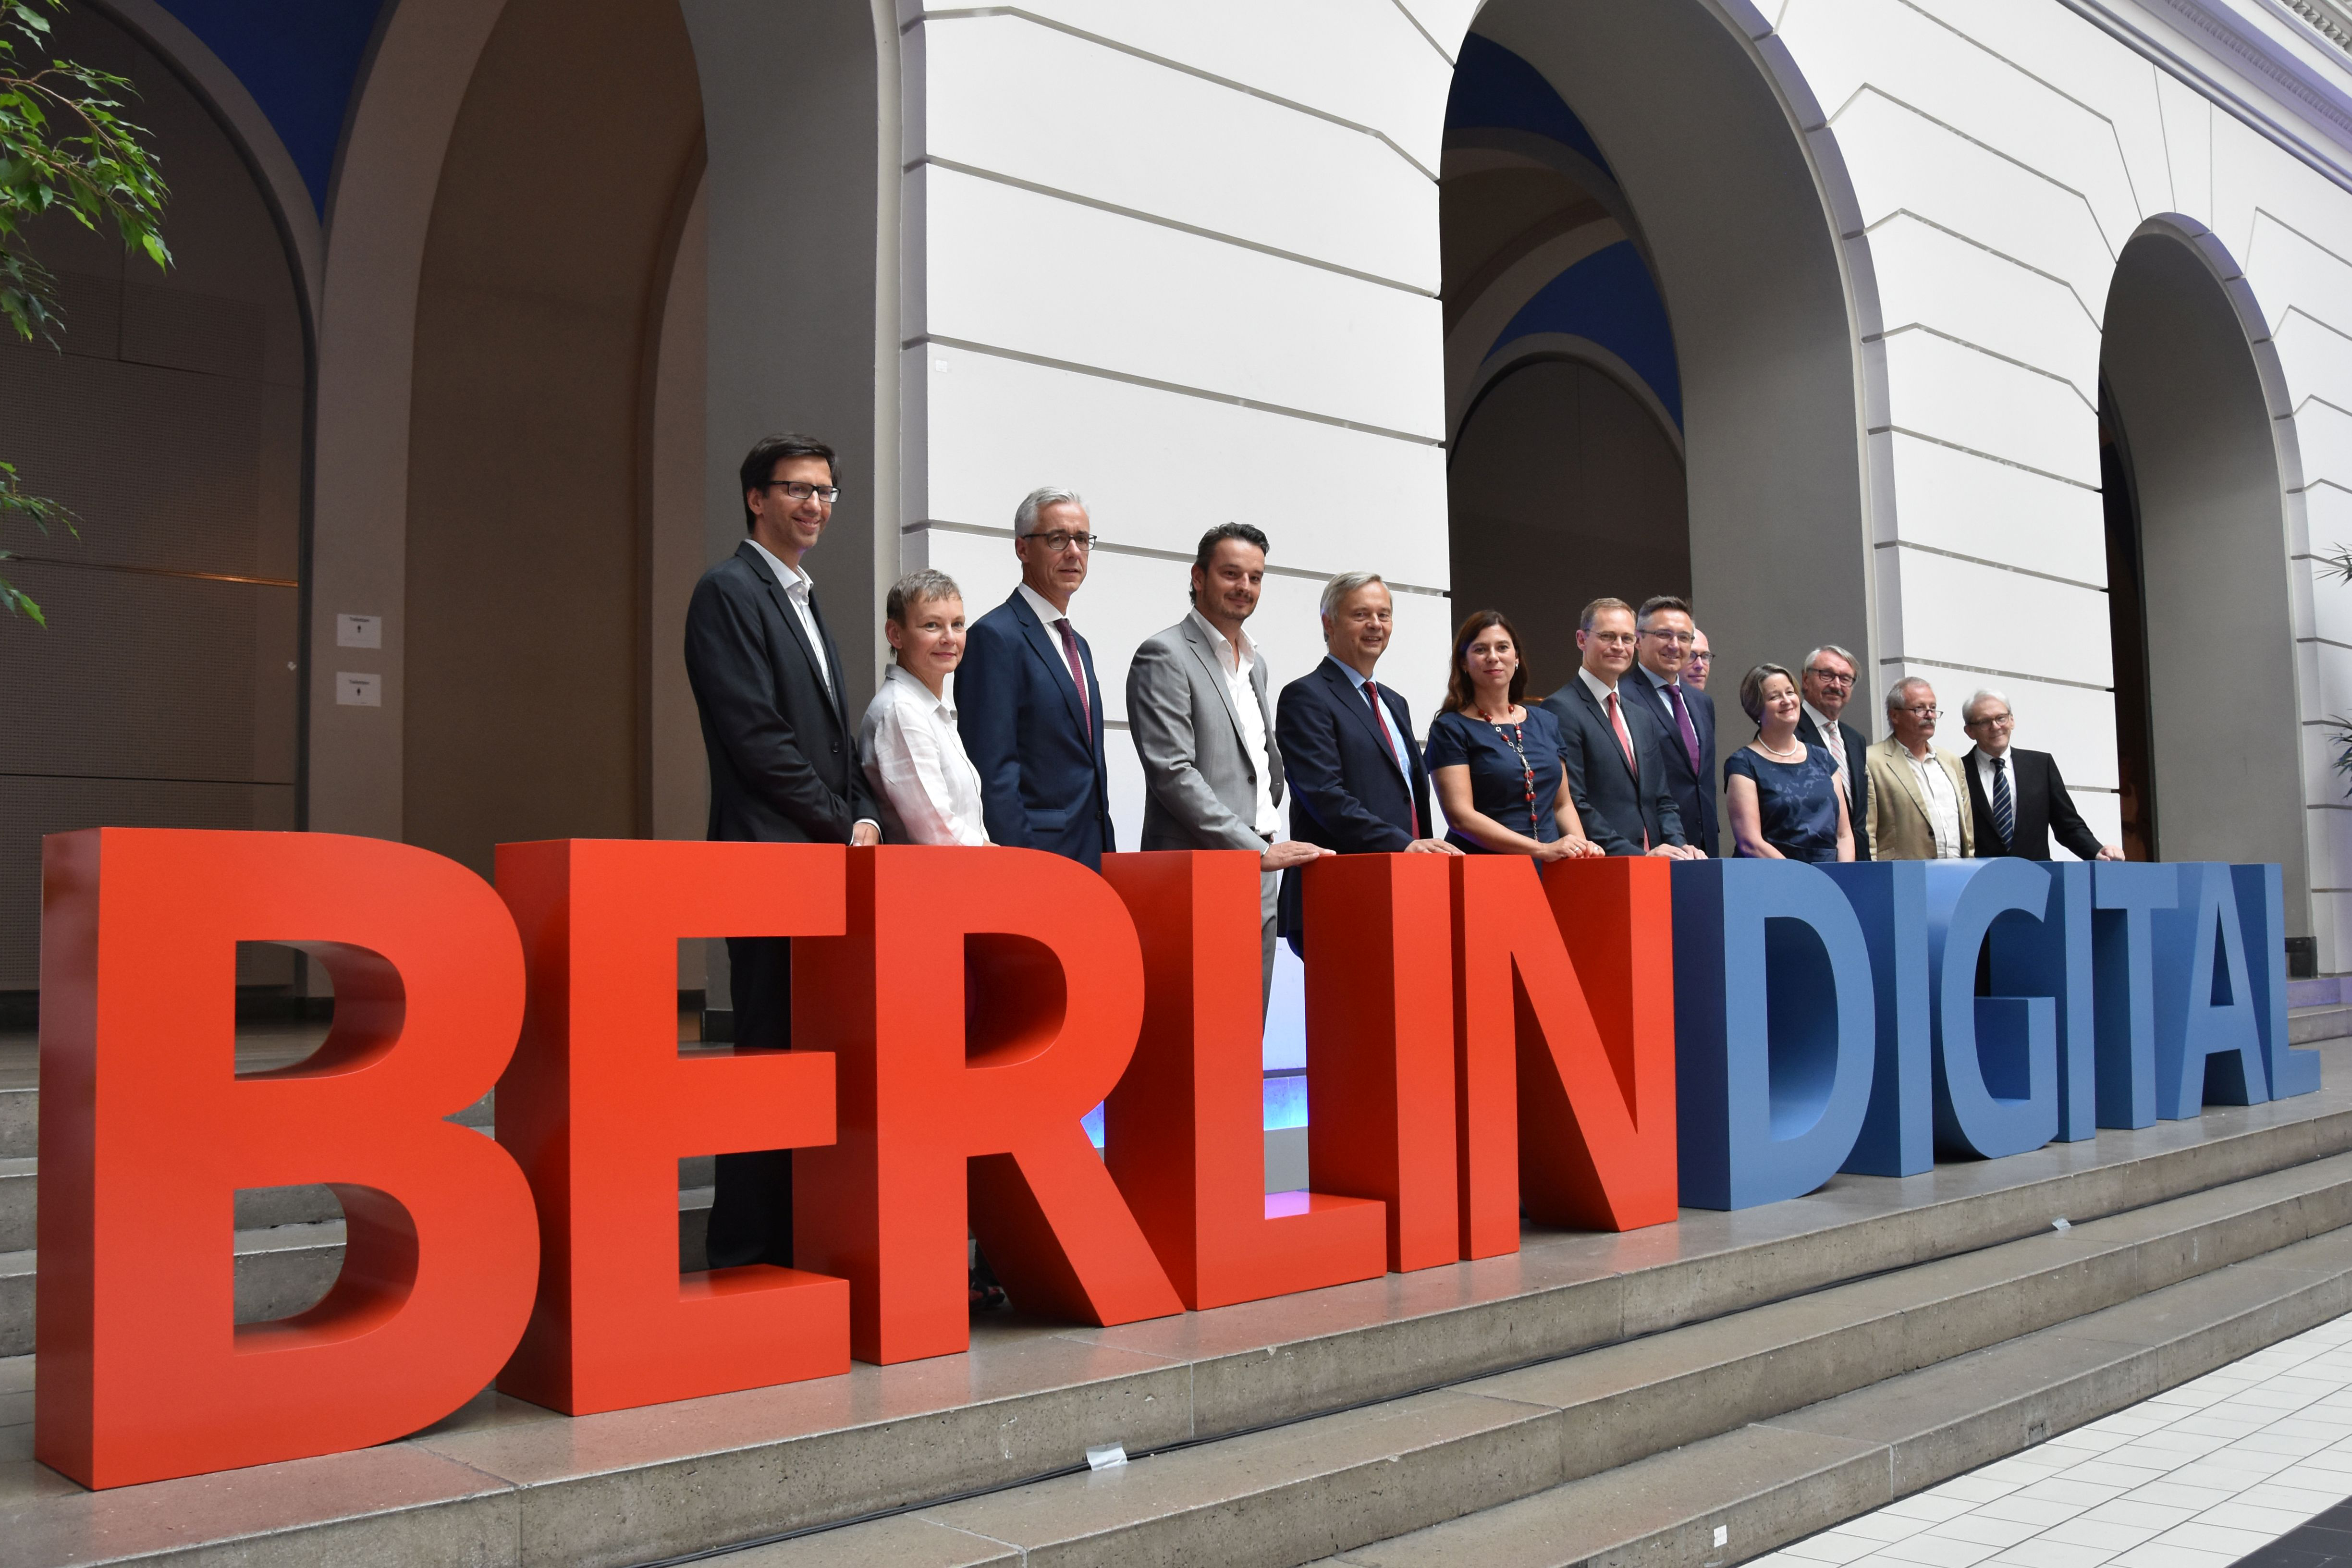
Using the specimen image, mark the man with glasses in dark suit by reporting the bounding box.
[957,487,1118,869]
[1960,689,2122,862]
[684,432,882,1272]
[1795,644,1872,861]
[1625,595,1718,857]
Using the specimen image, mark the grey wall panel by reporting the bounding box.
[0,563,296,782]
[0,345,268,577]
[0,778,296,989]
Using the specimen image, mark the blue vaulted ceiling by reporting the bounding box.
[152,0,387,212]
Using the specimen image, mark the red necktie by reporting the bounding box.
[1054,618,1091,729]
[1606,691,1638,776]
[1363,679,1420,838]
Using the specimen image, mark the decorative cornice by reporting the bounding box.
[2283,0,2352,53]
[2150,0,2352,150]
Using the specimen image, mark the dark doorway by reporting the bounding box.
[2097,380,2158,863]
[1447,359,1687,693]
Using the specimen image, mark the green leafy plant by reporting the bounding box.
[0,0,169,624]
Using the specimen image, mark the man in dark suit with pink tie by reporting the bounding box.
[1273,572,1461,954]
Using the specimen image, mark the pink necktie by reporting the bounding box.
[1606,691,1638,777]
[1054,618,1091,729]
[1363,679,1420,838]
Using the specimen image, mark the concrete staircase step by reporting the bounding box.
[1311,1229,2352,1567]
[7,1050,2351,1566]
[750,1170,2352,1568]
[2293,1004,2352,1046]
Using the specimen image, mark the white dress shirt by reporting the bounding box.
[1907,748,1965,858]
[1192,610,1280,836]
[859,664,990,846]
[747,538,835,701]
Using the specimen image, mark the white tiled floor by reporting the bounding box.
[1749,1314,2352,1568]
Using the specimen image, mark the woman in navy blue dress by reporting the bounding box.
[1424,611,1604,859]
[1723,662,1854,862]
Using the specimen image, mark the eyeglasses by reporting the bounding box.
[765,480,841,504]
[1966,713,2015,729]
[1023,530,1098,553]
[1687,651,1711,664]
[1807,671,1855,687]
[1899,704,1941,719]
[1642,629,1695,647]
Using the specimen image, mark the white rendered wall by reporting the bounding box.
[1771,0,2352,965]
[897,0,2352,968]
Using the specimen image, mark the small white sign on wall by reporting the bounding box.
[335,672,382,707]
[337,613,383,649]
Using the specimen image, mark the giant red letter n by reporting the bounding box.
[36,830,539,1488]
[1454,855,1677,1249]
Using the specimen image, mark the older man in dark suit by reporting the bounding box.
[956,487,1117,869]
[1795,644,1872,861]
[684,432,882,1272]
[1960,688,2122,861]
[1625,594,1718,857]
[1539,597,1702,859]
[1274,572,1459,953]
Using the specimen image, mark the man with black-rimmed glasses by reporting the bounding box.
[1796,643,1873,862]
[684,432,883,1273]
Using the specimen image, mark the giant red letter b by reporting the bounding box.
[36,830,539,1488]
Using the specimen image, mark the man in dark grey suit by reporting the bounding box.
[1127,524,1331,1000]
[1795,643,1872,861]
[1624,594,1718,857]
[1539,597,1701,859]
[684,432,881,1272]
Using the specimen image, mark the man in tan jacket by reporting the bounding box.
[1864,676,1974,860]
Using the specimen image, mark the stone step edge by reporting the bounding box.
[1308,1231,2352,1568]
[697,1171,2352,1568]
[6,1089,2351,1471]
[30,1136,2351,1568]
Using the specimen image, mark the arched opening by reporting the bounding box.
[402,0,707,878]
[1438,3,1873,723]
[1444,36,1686,691]
[2098,220,2308,932]
[0,3,306,993]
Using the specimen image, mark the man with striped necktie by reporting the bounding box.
[1959,688,2121,862]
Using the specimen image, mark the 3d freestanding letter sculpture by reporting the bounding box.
[35,830,540,1488]
[1673,859,1875,1209]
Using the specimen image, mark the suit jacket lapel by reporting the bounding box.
[740,542,838,732]
[1012,591,1090,734]
[1882,738,1930,819]
[1320,658,1391,757]
[1182,619,1249,748]
[1579,679,1641,789]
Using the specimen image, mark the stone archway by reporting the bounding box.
[1440,0,1881,743]
[2099,217,2310,933]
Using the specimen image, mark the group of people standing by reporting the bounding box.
[682,433,2126,1292]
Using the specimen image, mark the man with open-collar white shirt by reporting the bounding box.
[1128,523,1331,999]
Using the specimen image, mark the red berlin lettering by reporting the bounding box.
[61,831,2278,1490]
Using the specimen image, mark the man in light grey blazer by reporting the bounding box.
[1127,523,1332,1001]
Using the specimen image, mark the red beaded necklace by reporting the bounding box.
[1475,701,1539,837]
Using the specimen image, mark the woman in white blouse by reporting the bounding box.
[860,569,991,846]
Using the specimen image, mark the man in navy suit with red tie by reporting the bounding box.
[1273,572,1462,953]
[957,487,1118,869]
[1539,597,1704,860]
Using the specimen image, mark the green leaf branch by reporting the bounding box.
[0,0,169,623]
